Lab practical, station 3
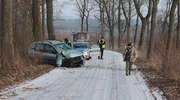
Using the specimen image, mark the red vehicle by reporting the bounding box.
[73,32,90,42]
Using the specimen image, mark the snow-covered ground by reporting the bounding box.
[0,51,165,100]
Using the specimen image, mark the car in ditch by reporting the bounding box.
[28,40,85,67]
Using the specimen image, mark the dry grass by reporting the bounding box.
[0,60,53,90]
[0,41,54,90]
[133,36,180,99]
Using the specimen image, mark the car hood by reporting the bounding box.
[75,48,88,53]
[62,49,82,58]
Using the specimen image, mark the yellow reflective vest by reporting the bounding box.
[98,39,106,49]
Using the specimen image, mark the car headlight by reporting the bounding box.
[83,51,89,57]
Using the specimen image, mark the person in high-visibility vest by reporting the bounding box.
[64,38,72,47]
[97,37,106,59]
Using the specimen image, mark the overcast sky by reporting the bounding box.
[55,0,78,19]
[56,0,167,19]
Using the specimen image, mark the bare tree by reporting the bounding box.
[85,0,94,32]
[76,0,86,32]
[118,0,122,48]
[122,0,132,42]
[147,0,159,59]
[146,19,150,43]
[177,0,180,48]
[12,0,34,55]
[46,0,55,40]
[95,0,105,37]
[166,0,178,50]
[32,0,43,41]
[103,0,115,49]
[134,15,139,44]
[41,0,46,39]
[133,0,152,49]
[1,0,14,62]
[161,0,172,34]
[0,0,2,57]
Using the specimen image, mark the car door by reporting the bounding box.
[42,44,57,63]
[33,43,44,60]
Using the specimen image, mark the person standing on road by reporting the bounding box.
[64,38,72,47]
[123,42,138,76]
[97,37,106,59]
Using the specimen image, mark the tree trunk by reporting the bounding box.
[146,19,150,44]
[161,13,168,34]
[86,16,88,32]
[161,0,171,35]
[99,0,105,37]
[102,5,105,36]
[138,19,146,49]
[81,16,84,32]
[166,0,178,50]
[118,0,121,48]
[46,0,55,40]
[1,0,14,62]
[33,0,43,41]
[147,0,159,59]
[127,0,132,42]
[177,0,180,48]
[42,0,46,39]
[111,0,115,49]
[133,0,152,49]
[86,12,89,32]
[0,0,2,57]
[134,15,139,44]
[103,0,115,49]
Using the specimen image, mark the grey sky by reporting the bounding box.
[56,0,78,19]
[57,0,167,19]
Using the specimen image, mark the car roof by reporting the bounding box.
[34,40,64,45]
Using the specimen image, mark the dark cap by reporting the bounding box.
[127,42,132,46]
[64,38,68,41]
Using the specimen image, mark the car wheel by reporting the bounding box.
[87,56,91,60]
[70,62,74,67]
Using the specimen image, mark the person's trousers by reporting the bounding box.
[100,48,104,59]
[126,61,132,75]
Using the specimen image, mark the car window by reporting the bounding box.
[55,43,71,50]
[44,44,57,54]
[35,43,44,52]
[77,33,88,39]
[73,43,89,48]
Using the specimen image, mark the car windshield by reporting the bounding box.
[77,33,88,39]
[55,43,71,50]
[73,42,89,48]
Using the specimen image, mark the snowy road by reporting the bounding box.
[0,51,163,100]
